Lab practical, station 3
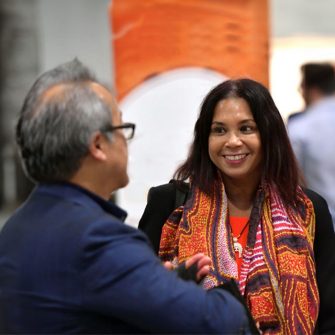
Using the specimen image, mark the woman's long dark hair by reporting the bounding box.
[174,78,302,205]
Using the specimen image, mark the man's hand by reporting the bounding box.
[163,253,211,282]
[163,261,174,271]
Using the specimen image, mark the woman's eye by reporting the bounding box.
[211,126,226,135]
[240,125,255,133]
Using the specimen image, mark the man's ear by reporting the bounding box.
[309,87,323,103]
[88,132,108,161]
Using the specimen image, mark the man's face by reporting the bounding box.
[299,81,310,107]
[91,83,129,192]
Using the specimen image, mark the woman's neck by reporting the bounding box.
[223,178,260,217]
[228,199,252,217]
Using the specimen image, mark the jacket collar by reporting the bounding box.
[35,182,127,222]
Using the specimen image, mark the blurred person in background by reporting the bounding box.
[0,59,253,334]
[287,63,334,124]
[288,62,335,229]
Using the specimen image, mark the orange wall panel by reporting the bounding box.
[110,0,269,100]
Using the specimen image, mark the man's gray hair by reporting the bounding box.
[16,59,113,182]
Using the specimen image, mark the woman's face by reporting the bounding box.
[208,97,263,185]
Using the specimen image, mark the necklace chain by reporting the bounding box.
[233,220,250,239]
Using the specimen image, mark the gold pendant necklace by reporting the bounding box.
[232,220,249,258]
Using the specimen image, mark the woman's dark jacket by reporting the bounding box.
[138,181,335,335]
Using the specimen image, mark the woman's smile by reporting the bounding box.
[223,153,248,163]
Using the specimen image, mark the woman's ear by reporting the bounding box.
[88,132,108,161]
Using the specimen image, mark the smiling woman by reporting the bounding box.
[138,78,335,335]
[208,97,263,202]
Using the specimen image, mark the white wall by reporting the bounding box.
[38,0,113,85]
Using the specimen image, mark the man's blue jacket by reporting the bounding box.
[0,182,250,334]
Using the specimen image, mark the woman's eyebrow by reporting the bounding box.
[211,119,255,124]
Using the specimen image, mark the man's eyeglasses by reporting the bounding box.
[104,122,136,140]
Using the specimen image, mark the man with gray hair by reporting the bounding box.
[0,59,252,334]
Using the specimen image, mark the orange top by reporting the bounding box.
[230,216,249,279]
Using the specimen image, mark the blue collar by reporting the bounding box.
[35,182,128,222]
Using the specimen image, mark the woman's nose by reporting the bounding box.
[225,132,242,146]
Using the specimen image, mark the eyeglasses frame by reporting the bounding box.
[103,122,136,140]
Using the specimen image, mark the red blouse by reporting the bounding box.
[230,216,249,278]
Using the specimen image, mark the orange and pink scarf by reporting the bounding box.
[159,180,319,335]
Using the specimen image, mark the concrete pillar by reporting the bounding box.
[0,0,38,209]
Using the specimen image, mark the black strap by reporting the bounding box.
[169,179,189,208]
[175,262,198,282]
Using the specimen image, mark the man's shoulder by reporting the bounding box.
[287,110,304,124]
[304,97,335,120]
[2,185,134,240]
[287,109,315,138]
[288,111,308,127]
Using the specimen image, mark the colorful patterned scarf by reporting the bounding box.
[159,180,319,335]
